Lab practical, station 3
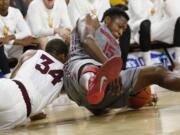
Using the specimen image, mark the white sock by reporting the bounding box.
[79,72,95,91]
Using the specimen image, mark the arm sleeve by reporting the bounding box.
[58,0,72,30]
[15,9,31,39]
[128,0,152,19]
[68,0,82,28]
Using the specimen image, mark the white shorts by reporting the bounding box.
[0,78,28,130]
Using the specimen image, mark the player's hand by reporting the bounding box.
[30,112,47,121]
[109,77,123,96]
[147,93,158,106]
[85,14,100,30]
[55,28,71,44]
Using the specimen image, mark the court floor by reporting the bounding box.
[2,87,180,135]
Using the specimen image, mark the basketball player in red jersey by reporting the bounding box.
[64,7,180,115]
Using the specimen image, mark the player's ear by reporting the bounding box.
[58,54,66,63]
[104,16,111,25]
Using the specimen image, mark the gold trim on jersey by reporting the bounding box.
[48,16,53,28]
[3,24,9,36]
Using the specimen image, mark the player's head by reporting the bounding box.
[101,7,129,39]
[0,0,9,16]
[43,0,55,9]
[45,39,68,63]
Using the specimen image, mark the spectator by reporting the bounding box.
[128,0,179,51]
[0,0,37,77]
[68,0,110,28]
[26,0,72,50]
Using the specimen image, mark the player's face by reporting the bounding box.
[43,0,55,9]
[0,0,9,15]
[107,17,128,39]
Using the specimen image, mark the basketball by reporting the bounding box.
[129,87,152,109]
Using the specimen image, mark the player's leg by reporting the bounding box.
[79,56,123,104]
[133,65,180,93]
[0,79,27,130]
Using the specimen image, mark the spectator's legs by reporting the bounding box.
[174,17,180,46]
[139,20,151,51]
[174,17,180,63]
[0,46,10,75]
[119,25,131,70]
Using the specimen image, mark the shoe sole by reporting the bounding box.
[87,56,122,104]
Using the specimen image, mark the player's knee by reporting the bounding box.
[154,65,167,72]
[140,19,151,32]
[152,65,168,83]
[140,66,168,84]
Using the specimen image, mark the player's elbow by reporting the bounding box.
[82,35,95,46]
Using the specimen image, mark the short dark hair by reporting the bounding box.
[45,39,68,57]
[101,7,129,22]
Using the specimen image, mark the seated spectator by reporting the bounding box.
[0,0,38,77]
[10,0,32,17]
[128,0,180,51]
[26,0,72,50]
[68,0,110,28]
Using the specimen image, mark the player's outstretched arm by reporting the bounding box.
[77,14,108,64]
